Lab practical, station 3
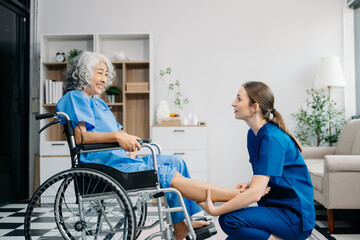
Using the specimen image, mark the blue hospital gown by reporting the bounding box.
[56,90,201,224]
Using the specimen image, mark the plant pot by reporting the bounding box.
[108,95,116,103]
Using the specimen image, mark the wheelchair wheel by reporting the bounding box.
[24,168,136,240]
[135,202,147,239]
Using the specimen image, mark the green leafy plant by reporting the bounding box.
[291,88,346,146]
[67,49,83,62]
[160,67,189,110]
[105,85,121,96]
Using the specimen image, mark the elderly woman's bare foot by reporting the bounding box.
[173,220,209,240]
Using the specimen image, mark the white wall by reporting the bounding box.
[32,0,354,188]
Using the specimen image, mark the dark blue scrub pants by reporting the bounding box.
[219,206,312,240]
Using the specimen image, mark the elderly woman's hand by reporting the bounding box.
[128,151,137,159]
[116,132,141,152]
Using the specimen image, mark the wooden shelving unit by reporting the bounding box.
[40,33,152,142]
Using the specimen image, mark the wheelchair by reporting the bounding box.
[24,112,217,240]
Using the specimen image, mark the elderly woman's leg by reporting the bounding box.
[142,154,239,239]
[143,154,239,203]
[170,171,239,202]
[170,172,240,240]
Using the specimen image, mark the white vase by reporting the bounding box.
[156,100,170,124]
[108,95,116,103]
[114,52,126,61]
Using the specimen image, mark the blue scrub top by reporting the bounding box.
[247,122,316,232]
[56,90,144,167]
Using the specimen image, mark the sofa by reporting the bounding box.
[302,118,360,233]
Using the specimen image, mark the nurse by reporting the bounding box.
[198,81,316,240]
[56,51,244,240]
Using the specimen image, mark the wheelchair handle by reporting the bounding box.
[35,112,71,121]
[35,112,56,120]
[35,112,71,135]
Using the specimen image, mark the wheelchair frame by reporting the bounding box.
[24,112,198,240]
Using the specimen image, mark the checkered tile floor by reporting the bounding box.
[0,202,212,239]
[1,201,359,240]
[0,203,29,239]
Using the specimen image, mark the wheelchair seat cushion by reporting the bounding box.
[76,163,159,190]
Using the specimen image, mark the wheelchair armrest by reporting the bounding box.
[80,143,121,151]
[79,138,152,152]
[141,138,152,144]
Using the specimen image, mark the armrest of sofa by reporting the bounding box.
[323,155,360,209]
[301,146,336,159]
[325,155,360,172]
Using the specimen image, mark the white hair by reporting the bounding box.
[64,51,115,92]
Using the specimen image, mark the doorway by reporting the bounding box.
[0,0,30,203]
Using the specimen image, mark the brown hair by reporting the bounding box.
[242,81,302,152]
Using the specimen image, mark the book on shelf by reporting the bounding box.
[45,79,64,104]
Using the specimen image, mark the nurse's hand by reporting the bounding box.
[198,189,218,216]
[263,186,271,197]
[235,182,250,193]
[116,132,141,152]
[236,182,271,196]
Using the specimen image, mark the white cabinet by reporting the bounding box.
[37,148,71,203]
[39,141,70,156]
[34,142,71,189]
[151,126,208,181]
[39,156,71,184]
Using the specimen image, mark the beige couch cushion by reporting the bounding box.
[305,159,323,192]
[335,119,360,155]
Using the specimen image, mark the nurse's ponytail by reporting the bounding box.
[243,81,302,152]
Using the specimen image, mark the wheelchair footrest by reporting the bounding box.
[194,222,217,240]
[186,218,217,240]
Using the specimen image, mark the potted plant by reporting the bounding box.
[160,67,189,111]
[105,85,121,103]
[291,88,346,146]
[67,49,83,62]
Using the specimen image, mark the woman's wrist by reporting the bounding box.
[212,205,223,216]
[115,132,123,142]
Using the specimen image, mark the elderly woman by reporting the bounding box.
[56,51,242,239]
